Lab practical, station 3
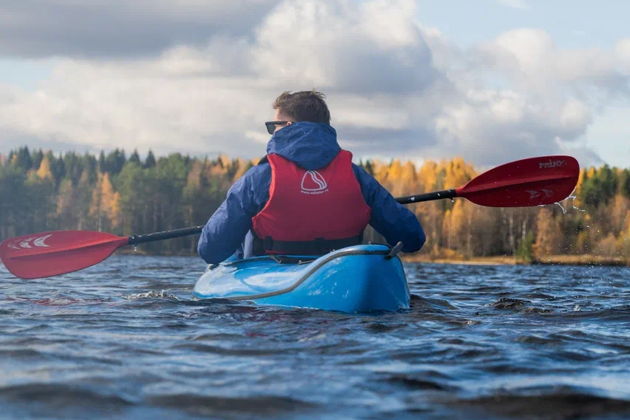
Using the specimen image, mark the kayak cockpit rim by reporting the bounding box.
[196,245,393,301]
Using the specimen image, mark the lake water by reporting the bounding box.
[1,255,629,419]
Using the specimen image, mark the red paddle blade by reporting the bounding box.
[0,231,129,279]
[456,155,579,207]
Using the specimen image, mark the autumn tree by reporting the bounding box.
[1,147,628,262]
[533,208,563,258]
[89,172,120,231]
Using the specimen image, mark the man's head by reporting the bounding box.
[266,90,331,134]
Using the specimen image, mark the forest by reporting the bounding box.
[1,147,628,264]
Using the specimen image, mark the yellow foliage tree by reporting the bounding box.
[371,160,389,185]
[394,161,417,196]
[443,157,476,190]
[186,159,204,190]
[90,173,120,231]
[533,208,563,258]
[207,159,228,179]
[610,195,630,235]
[594,233,618,256]
[218,154,231,169]
[231,158,250,181]
[573,168,590,207]
[417,160,438,192]
[56,178,75,225]
[36,156,53,180]
[442,199,472,256]
[621,211,630,259]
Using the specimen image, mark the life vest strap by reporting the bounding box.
[253,234,363,256]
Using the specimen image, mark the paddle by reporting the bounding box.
[0,155,578,279]
[0,227,204,280]
[397,155,579,207]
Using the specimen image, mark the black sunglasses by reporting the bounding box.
[265,121,289,135]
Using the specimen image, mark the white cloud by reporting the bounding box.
[0,57,273,156]
[0,0,629,167]
[615,38,630,73]
[495,0,529,9]
[0,0,282,58]
[252,0,435,94]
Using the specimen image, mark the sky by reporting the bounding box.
[0,0,628,169]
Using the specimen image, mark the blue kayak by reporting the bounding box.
[193,244,409,313]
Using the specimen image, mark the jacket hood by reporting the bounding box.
[266,122,341,170]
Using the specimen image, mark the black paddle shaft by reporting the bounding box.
[396,189,457,205]
[128,226,204,245]
[125,190,457,245]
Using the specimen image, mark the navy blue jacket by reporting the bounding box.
[198,122,425,264]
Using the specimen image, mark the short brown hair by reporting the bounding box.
[272,90,330,124]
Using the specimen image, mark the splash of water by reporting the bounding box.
[552,194,587,215]
[554,201,568,214]
[566,194,587,213]
[124,290,180,300]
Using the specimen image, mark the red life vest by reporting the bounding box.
[251,150,371,255]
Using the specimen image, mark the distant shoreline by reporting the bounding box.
[115,248,629,267]
[404,254,629,267]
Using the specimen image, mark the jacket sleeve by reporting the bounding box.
[197,165,270,264]
[353,165,426,252]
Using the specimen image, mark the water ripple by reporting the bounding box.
[0,255,629,419]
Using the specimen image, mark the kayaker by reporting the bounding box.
[198,90,425,263]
